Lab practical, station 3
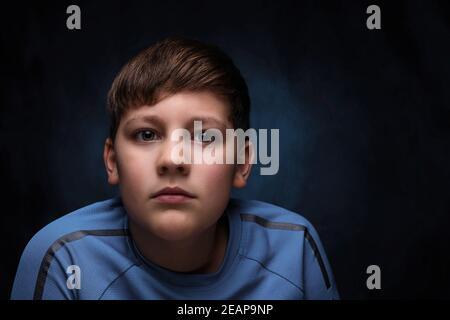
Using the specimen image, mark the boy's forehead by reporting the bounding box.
[122,91,233,127]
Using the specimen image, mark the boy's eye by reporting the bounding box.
[193,131,216,143]
[135,129,158,142]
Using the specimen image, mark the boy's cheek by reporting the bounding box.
[117,147,155,174]
[117,162,156,197]
[193,163,235,193]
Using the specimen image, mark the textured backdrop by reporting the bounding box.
[1,0,449,299]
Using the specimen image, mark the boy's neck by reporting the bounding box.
[130,214,229,274]
[184,215,229,274]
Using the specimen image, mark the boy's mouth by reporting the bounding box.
[151,186,196,204]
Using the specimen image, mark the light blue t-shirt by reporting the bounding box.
[11,197,339,300]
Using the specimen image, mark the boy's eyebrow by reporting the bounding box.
[188,117,229,130]
[124,115,164,127]
[125,115,230,129]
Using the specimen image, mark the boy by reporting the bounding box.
[11,36,339,299]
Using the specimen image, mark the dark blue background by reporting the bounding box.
[1,0,449,299]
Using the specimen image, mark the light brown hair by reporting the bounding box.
[107,36,251,140]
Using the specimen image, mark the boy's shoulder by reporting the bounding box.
[229,198,339,299]
[12,197,130,299]
[22,197,126,261]
[229,198,316,230]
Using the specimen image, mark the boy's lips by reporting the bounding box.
[151,186,196,204]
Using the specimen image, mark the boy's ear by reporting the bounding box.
[232,140,254,189]
[103,138,119,185]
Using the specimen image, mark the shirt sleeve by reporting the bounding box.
[302,223,340,300]
[11,232,76,300]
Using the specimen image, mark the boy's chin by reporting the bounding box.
[149,211,200,241]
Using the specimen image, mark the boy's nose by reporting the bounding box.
[156,140,191,176]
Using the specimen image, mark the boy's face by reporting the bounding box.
[104,91,252,242]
